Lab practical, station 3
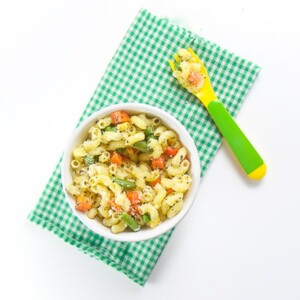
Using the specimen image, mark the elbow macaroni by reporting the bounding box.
[125,132,145,146]
[130,116,147,130]
[158,130,177,147]
[171,147,187,167]
[97,117,112,129]
[167,159,190,176]
[102,131,122,143]
[152,183,167,209]
[148,138,163,159]
[139,203,160,228]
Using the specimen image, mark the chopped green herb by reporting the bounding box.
[113,178,136,189]
[104,125,117,132]
[84,155,94,165]
[116,148,126,154]
[132,141,148,152]
[146,134,157,141]
[144,126,154,136]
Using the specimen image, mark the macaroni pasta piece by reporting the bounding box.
[125,132,145,146]
[97,117,112,129]
[154,125,167,136]
[158,130,177,147]
[71,159,81,169]
[66,184,80,196]
[167,159,190,177]
[139,152,152,162]
[98,206,110,218]
[138,203,160,228]
[102,131,122,143]
[161,199,170,215]
[136,177,146,189]
[151,117,161,127]
[115,192,131,211]
[111,220,127,234]
[83,136,101,152]
[88,145,107,156]
[138,114,152,126]
[89,126,102,140]
[130,116,147,130]
[152,183,167,209]
[116,122,130,132]
[148,138,163,159]
[167,200,184,218]
[171,147,187,167]
[107,140,125,151]
[103,215,120,227]
[73,146,87,160]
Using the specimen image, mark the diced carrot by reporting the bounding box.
[76,195,93,212]
[122,156,130,162]
[126,191,140,204]
[162,153,169,161]
[109,200,122,212]
[129,204,140,216]
[110,151,123,166]
[188,70,202,86]
[134,205,140,215]
[151,177,161,187]
[110,111,130,124]
[151,156,165,169]
[167,188,174,195]
[126,191,141,215]
[165,146,178,157]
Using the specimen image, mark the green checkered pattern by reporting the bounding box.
[28,9,260,286]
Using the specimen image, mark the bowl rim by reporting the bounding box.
[61,102,201,242]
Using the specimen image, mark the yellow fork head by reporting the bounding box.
[169,48,217,108]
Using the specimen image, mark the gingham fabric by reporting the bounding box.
[28,9,260,286]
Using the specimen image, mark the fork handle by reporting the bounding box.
[207,100,266,180]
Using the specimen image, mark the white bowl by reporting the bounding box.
[61,103,201,242]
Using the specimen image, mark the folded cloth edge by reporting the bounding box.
[28,209,173,286]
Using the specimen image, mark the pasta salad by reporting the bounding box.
[66,110,192,233]
[172,48,205,93]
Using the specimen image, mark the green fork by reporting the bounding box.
[169,48,266,180]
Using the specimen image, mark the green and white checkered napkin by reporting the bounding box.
[28,9,260,286]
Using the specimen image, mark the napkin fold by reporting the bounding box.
[28,9,260,286]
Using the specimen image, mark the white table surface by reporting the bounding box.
[1,0,300,299]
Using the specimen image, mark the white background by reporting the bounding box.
[1,0,300,299]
